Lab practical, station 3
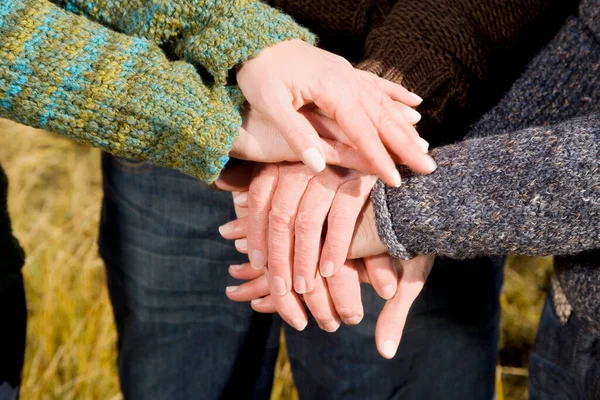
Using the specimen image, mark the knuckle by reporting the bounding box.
[328,205,356,226]
[336,306,361,320]
[248,189,271,210]
[269,207,295,231]
[295,211,322,234]
[324,237,348,255]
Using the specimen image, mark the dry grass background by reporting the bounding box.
[0,119,552,400]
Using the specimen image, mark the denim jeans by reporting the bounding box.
[529,289,600,400]
[99,154,504,400]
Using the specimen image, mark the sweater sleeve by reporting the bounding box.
[371,7,600,260]
[50,0,316,84]
[0,0,243,183]
[356,0,578,144]
[371,115,600,260]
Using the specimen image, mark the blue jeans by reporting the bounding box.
[99,154,504,400]
[529,289,600,400]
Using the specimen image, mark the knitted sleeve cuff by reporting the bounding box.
[180,1,317,84]
[357,41,450,95]
[370,179,413,260]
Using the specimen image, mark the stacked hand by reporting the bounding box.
[220,39,438,359]
[216,161,435,359]
[233,40,437,186]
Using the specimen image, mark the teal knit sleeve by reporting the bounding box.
[0,0,243,183]
[50,0,316,84]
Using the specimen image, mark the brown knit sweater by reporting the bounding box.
[270,0,578,146]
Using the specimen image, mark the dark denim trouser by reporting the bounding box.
[529,288,600,400]
[98,154,504,400]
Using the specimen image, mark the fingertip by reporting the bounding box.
[379,284,396,300]
[302,147,326,173]
[320,260,335,277]
[380,339,398,359]
[392,169,402,188]
[410,92,423,104]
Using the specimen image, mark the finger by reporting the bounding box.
[391,103,422,131]
[218,217,248,240]
[250,295,276,313]
[355,69,423,107]
[293,171,338,294]
[319,175,377,277]
[359,89,436,175]
[234,239,248,254]
[326,259,364,325]
[268,164,313,296]
[233,192,248,208]
[266,270,308,331]
[303,274,341,332]
[214,161,256,192]
[262,97,327,173]
[247,164,279,270]
[311,80,401,187]
[364,254,398,300]
[375,259,432,359]
[229,262,264,281]
[226,274,270,302]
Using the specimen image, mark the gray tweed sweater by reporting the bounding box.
[372,0,600,331]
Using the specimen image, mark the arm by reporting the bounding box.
[372,6,600,260]
[357,0,578,143]
[50,0,315,84]
[1,0,244,182]
[372,115,600,260]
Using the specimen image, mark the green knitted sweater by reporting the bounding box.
[1,0,314,182]
[0,0,313,290]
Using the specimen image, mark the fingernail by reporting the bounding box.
[345,315,363,325]
[380,284,396,300]
[272,276,288,296]
[410,92,423,104]
[233,192,247,206]
[425,156,438,173]
[322,321,341,333]
[392,170,402,187]
[235,239,247,252]
[229,264,243,271]
[218,222,233,236]
[418,138,429,153]
[292,318,308,331]
[320,261,335,277]
[294,276,307,294]
[381,340,398,359]
[405,108,422,124]
[226,286,239,293]
[302,148,326,173]
[251,298,264,305]
[250,250,266,270]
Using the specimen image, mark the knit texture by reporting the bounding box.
[355,0,579,146]
[0,0,311,183]
[373,0,600,331]
[52,0,316,84]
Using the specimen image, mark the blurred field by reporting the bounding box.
[0,120,552,400]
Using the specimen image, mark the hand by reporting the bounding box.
[225,254,435,359]
[237,39,437,186]
[224,255,399,332]
[219,163,377,295]
[231,106,373,173]
[348,201,387,259]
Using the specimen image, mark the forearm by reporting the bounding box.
[372,115,600,259]
[357,0,577,142]
[51,0,315,83]
[1,0,242,183]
